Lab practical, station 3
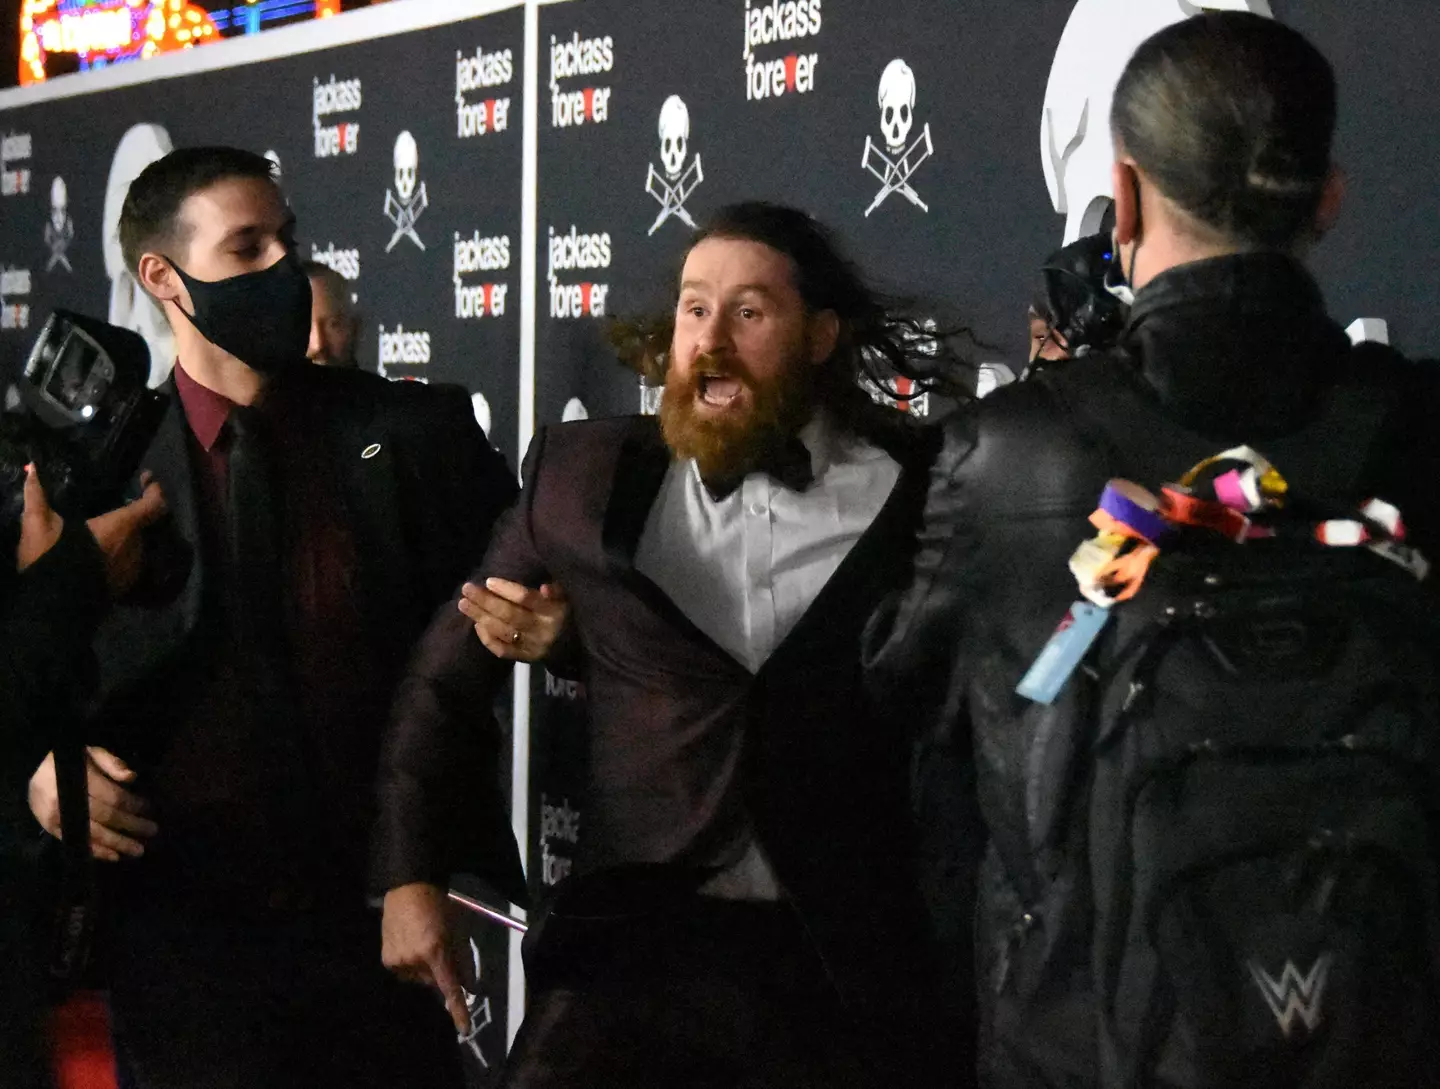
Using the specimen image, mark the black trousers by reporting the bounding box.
[107,898,464,1089]
[500,898,886,1089]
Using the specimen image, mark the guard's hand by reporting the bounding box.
[382,882,470,1033]
[28,747,158,862]
[16,464,63,572]
[87,472,168,599]
[459,579,569,662]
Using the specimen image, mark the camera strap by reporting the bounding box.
[49,708,96,983]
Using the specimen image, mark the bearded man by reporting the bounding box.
[377,202,969,1088]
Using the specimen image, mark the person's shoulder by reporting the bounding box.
[932,363,1123,510]
[1331,342,1440,433]
[323,369,478,430]
[536,413,653,448]
[1354,344,1440,402]
[939,365,1085,457]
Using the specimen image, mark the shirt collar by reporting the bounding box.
[173,359,236,453]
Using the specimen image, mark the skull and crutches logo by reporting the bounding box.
[383,130,429,252]
[645,95,704,236]
[861,59,934,217]
[44,175,73,272]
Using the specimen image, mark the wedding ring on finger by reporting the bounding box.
[509,630,523,646]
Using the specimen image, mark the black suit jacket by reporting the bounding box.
[378,412,943,1024]
[89,363,524,907]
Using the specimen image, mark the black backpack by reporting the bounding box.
[1004,364,1440,1089]
[1084,529,1440,1088]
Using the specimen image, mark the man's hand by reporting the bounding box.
[28,747,158,862]
[382,882,472,1033]
[86,472,168,599]
[16,464,63,572]
[458,578,569,662]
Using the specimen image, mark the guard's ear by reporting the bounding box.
[807,309,839,366]
[136,252,184,307]
[1111,160,1142,246]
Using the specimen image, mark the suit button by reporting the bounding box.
[748,502,767,517]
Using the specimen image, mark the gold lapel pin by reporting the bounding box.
[361,443,382,460]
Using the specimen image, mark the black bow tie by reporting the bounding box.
[701,437,815,502]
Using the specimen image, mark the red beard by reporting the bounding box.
[659,350,815,484]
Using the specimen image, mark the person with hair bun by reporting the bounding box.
[867,13,1440,1087]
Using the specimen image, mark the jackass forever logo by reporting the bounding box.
[313,74,362,158]
[456,43,514,139]
[547,225,611,319]
[454,231,510,319]
[742,0,822,102]
[549,31,613,129]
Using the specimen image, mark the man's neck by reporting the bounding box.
[1131,231,1248,293]
[172,329,265,405]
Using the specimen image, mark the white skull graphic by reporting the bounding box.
[50,176,67,231]
[878,59,916,154]
[1041,0,1272,243]
[104,123,175,386]
[393,131,418,203]
[658,96,689,180]
[263,149,282,180]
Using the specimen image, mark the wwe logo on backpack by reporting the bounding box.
[1011,444,1440,1088]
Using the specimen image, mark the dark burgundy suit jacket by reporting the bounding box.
[375,411,944,1025]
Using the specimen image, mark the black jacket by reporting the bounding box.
[88,362,521,912]
[865,254,1440,1086]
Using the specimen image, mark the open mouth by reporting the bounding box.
[698,374,743,408]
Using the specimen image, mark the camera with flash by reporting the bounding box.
[0,310,168,552]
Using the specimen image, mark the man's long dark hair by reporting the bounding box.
[609,202,977,428]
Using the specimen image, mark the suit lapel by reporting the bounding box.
[600,416,672,573]
[599,416,745,670]
[760,423,936,681]
[151,380,206,632]
[93,379,204,702]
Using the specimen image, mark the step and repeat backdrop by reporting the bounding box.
[2,0,1437,1079]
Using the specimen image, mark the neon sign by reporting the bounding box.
[19,0,338,85]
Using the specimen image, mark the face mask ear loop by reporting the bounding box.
[160,256,204,330]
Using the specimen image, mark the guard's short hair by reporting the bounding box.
[1112,13,1336,250]
[118,146,277,277]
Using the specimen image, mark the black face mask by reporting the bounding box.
[166,251,312,375]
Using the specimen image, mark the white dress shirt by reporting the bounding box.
[633,413,901,900]
[635,414,901,674]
